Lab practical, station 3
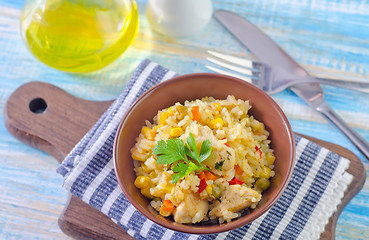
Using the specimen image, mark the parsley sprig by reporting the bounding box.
[152,133,212,183]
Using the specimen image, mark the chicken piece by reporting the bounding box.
[209,185,261,218]
[204,147,236,174]
[173,191,209,224]
[181,122,218,148]
[182,122,236,176]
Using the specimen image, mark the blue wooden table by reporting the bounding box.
[0,0,368,239]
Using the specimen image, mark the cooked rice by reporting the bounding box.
[131,95,275,224]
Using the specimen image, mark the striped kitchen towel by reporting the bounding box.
[57,59,353,240]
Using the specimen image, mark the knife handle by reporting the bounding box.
[317,102,369,161]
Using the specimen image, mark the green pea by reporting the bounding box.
[256,177,270,190]
[212,184,222,199]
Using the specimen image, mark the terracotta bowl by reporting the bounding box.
[113,73,295,234]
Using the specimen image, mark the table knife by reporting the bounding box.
[215,9,369,160]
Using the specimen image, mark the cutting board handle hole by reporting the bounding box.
[29,98,47,114]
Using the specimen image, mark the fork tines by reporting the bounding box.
[206,50,264,83]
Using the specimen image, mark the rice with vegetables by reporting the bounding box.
[131,95,275,224]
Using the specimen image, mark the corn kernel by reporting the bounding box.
[141,187,154,199]
[170,127,183,137]
[266,152,276,166]
[153,125,162,132]
[209,118,223,129]
[131,148,146,161]
[167,107,174,115]
[205,184,212,195]
[159,112,170,125]
[259,166,271,178]
[141,164,151,173]
[152,185,174,198]
[134,176,151,188]
[149,171,157,178]
[141,126,156,140]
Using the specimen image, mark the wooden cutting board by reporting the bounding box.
[4,81,366,240]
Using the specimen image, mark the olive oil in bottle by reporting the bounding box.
[20,0,139,72]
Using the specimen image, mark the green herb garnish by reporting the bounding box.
[215,160,224,170]
[171,162,198,184]
[226,150,232,160]
[152,132,212,183]
[152,138,186,164]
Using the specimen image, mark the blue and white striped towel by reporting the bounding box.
[57,59,353,240]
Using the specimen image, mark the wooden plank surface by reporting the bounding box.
[3,81,366,240]
[0,0,368,239]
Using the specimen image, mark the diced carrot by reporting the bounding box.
[160,200,175,212]
[235,165,243,175]
[191,106,200,122]
[198,171,206,181]
[204,171,217,181]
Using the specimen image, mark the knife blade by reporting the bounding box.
[215,9,369,160]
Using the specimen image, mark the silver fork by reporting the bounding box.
[206,50,369,94]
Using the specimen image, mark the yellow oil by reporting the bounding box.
[20,0,139,72]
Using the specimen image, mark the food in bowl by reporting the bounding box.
[131,95,275,224]
[114,73,295,234]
